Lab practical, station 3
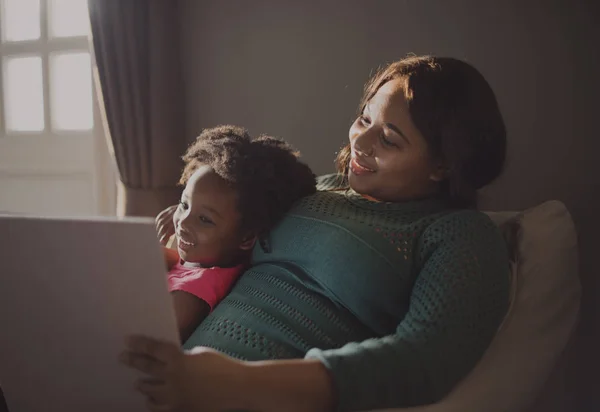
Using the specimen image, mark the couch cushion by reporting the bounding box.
[375,201,580,412]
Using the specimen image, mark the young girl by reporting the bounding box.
[164,125,316,341]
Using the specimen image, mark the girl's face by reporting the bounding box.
[173,165,253,267]
[347,78,445,202]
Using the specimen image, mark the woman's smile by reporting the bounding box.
[349,156,376,175]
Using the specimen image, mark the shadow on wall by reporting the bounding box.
[0,388,7,412]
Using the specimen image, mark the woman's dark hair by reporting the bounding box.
[181,125,316,235]
[336,55,507,208]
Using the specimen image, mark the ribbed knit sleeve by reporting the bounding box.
[305,211,510,411]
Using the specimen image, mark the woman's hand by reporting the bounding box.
[120,335,335,412]
[119,335,247,412]
[156,205,178,245]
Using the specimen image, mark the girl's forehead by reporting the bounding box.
[185,168,236,199]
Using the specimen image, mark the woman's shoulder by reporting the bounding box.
[414,209,509,289]
[435,208,498,228]
[422,208,506,251]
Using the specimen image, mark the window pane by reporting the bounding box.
[2,0,41,42]
[50,52,93,131]
[48,0,90,38]
[3,56,45,132]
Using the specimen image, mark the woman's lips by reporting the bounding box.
[349,157,376,175]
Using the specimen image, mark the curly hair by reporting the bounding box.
[336,55,507,208]
[180,125,316,236]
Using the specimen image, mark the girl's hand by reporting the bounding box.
[155,205,178,245]
[119,335,247,412]
[162,247,180,271]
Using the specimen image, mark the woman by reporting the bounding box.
[120,55,510,412]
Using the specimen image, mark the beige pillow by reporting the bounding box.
[374,201,580,412]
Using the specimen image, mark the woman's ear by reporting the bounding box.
[429,162,450,182]
[239,234,257,251]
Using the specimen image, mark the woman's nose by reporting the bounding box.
[353,129,375,156]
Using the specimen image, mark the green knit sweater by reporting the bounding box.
[185,174,509,411]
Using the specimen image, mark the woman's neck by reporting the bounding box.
[360,194,381,202]
[355,184,442,204]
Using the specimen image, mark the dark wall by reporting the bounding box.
[178,0,599,409]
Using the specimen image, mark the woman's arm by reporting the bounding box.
[121,339,335,412]
[171,291,210,343]
[238,215,508,411]
[242,358,335,412]
[303,212,510,410]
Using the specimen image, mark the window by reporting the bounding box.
[0,0,115,216]
[1,0,93,134]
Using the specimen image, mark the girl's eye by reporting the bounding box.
[179,201,188,210]
[199,216,214,225]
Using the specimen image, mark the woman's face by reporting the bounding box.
[348,78,443,202]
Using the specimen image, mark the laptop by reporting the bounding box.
[0,215,179,412]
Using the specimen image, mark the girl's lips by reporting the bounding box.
[177,236,196,251]
[350,157,376,175]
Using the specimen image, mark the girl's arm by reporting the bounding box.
[171,291,210,343]
[164,247,210,341]
[168,265,242,343]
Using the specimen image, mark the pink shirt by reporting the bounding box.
[167,262,244,310]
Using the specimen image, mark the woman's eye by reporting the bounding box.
[359,115,370,126]
[380,133,397,147]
